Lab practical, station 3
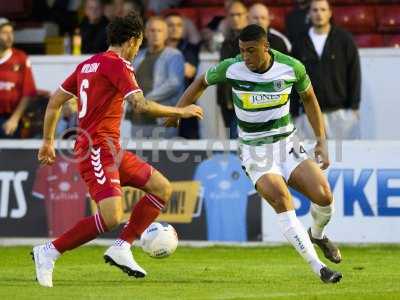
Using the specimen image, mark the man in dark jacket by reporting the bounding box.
[291,0,361,139]
[286,0,310,44]
[218,0,248,138]
[80,0,109,54]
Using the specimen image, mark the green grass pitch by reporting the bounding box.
[1,245,399,300]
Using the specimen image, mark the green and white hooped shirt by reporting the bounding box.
[205,49,311,146]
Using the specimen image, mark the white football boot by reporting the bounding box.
[31,244,59,287]
[104,242,146,278]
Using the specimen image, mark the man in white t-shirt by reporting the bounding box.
[291,0,361,140]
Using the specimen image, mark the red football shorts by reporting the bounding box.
[76,144,154,203]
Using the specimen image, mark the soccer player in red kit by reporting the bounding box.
[32,12,203,288]
[0,18,37,138]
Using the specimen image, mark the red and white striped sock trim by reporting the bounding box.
[94,213,105,234]
[146,194,165,210]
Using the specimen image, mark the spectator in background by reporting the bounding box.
[51,0,80,35]
[182,18,201,46]
[166,13,200,139]
[286,0,310,43]
[103,0,117,21]
[200,17,225,53]
[80,0,109,54]
[131,17,185,138]
[248,3,291,54]
[218,0,248,138]
[291,0,361,140]
[121,0,145,18]
[0,19,37,138]
[145,0,182,14]
[56,99,78,139]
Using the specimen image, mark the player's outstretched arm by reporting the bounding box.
[38,88,72,165]
[299,85,330,170]
[127,91,203,120]
[164,75,208,127]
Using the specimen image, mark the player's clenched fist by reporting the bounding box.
[179,105,203,120]
[38,142,56,165]
[164,116,179,128]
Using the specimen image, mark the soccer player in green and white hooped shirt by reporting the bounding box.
[166,24,342,284]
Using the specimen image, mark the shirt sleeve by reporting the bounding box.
[105,60,142,98]
[60,68,79,97]
[22,57,37,97]
[293,59,311,93]
[204,57,236,86]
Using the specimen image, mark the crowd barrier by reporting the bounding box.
[1,139,399,243]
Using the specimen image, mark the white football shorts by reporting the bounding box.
[239,133,309,185]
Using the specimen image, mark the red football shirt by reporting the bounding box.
[60,51,141,149]
[0,48,37,114]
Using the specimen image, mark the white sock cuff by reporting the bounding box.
[277,210,298,232]
[312,201,334,213]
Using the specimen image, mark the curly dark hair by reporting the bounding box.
[106,11,144,46]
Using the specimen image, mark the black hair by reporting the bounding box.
[106,11,144,46]
[239,24,267,42]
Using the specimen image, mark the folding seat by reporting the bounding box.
[333,5,377,34]
[198,7,226,29]
[0,0,32,19]
[353,34,384,47]
[246,0,293,5]
[182,0,225,7]
[267,6,289,33]
[385,34,400,47]
[376,5,400,33]
[330,0,361,4]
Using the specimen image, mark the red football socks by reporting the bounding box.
[118,194,166,244]
[52,213,107,253]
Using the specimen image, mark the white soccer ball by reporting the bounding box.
[140,222,178,258]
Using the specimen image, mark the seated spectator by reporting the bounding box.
[166,13,200,139]
[286,0,311,43]
[291,0,361,140]
[0,19,37,139]
[131,17,185,138]
[249,3,291,54]
[80,0,109,54]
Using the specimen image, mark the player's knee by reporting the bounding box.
[315,183,333,206]
[146,172,173,202]
[272,198,292,212]
[101,206,123,230]
[156,180,172,203]
[266,190,292,212]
